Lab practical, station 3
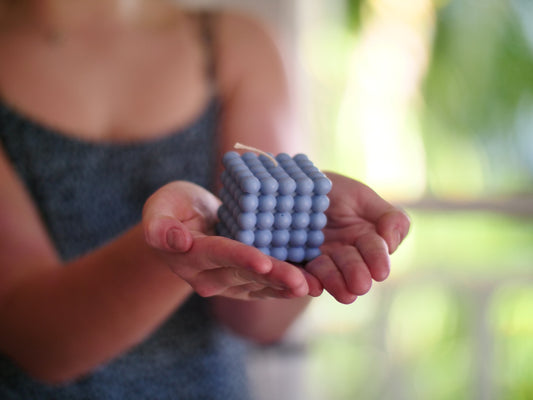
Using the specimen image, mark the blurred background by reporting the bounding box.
[183,0,533,399]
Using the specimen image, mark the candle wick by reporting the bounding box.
[234,143,279,167]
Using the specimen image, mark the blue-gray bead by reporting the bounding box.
[293,195,312,212]
[288,247,305,263]
[276,195,294,212]
[222,151,241,167]
[242,152,258,162]
[276,153,292,164]
[271,229,290,247]
[289,229,307,247]
[305,247,322,261]
[313,176,332,195]
[307,230,325,247]
[295,176,314,195]
[239,175,261,194]
[291,212,310,229]
[236,230,255,246]
[312,195,330,212]
[277,177,297,195]
[238,194,259,212]
[256,212,274,230]
[273,212,292,229]
[230,164,249,178]
[254,230,273,247]
[293,153,310,163]
[258,154,277,168]
[309,213,327,230]
[237,212,257,230]
[260,176,279,194]
[271,247,288,261]
[258,194,276,212]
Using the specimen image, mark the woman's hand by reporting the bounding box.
[142,181,320,300]
[305,172,410,304]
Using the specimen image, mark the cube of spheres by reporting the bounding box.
[216,151,332,263]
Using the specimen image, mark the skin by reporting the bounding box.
[0,0,410,385]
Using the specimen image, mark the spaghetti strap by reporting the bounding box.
[197,11,218,92]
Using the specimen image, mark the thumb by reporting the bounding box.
[142,181,221,252]
[144,215,194,253]
[376,209,411,254]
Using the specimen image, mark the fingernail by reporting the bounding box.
[166,228,184,251]
[390,229,401,254]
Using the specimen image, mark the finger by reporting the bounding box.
[323,224,371,246]
[192,267,280,298]
[144,216,193,253]
[329,245,372,295]
[216,283,299,300]
[248,287,297,300]
[306,254,357,304]
[377,209,411,254]
[193,236,272,275]
[356,183,399,223]
[301,269,324,297]
[266,259,309,298]
[354,232,391,282]
[236,281,283,294]
[143,181,221,234]
[351,181,410,253]
[326,172,395,223]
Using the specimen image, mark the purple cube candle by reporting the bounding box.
[216,149,332,263]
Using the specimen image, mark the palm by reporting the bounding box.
[143,181,319,300]
[304,172,410,304]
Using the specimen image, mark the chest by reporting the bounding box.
[0,28,210,142]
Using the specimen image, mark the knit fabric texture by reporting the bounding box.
[0,98,251,400]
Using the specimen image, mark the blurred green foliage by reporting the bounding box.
[422,0,533,195]
[397,211,533,275]
[345,0,364,30]
[424,1,533,136]
[303,1,533,398]
[492,287,533,400]
[308,211,533,399]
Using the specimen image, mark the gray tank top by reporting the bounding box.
[0,13,251,400]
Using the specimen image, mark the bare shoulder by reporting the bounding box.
[210,10,287,94]
[216,11,278,46]
[203,10,301,155]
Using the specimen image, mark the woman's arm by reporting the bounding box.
[0,148,194,383]
[208,13,319,343]
[0,149,313,381]
[208,12,410,342]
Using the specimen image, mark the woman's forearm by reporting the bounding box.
[210,295,312,344]
[0,224,193,383]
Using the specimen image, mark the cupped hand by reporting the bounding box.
[142,181,321,300]
[305,172,410,304]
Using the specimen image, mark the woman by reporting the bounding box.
[0,0,410,398]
